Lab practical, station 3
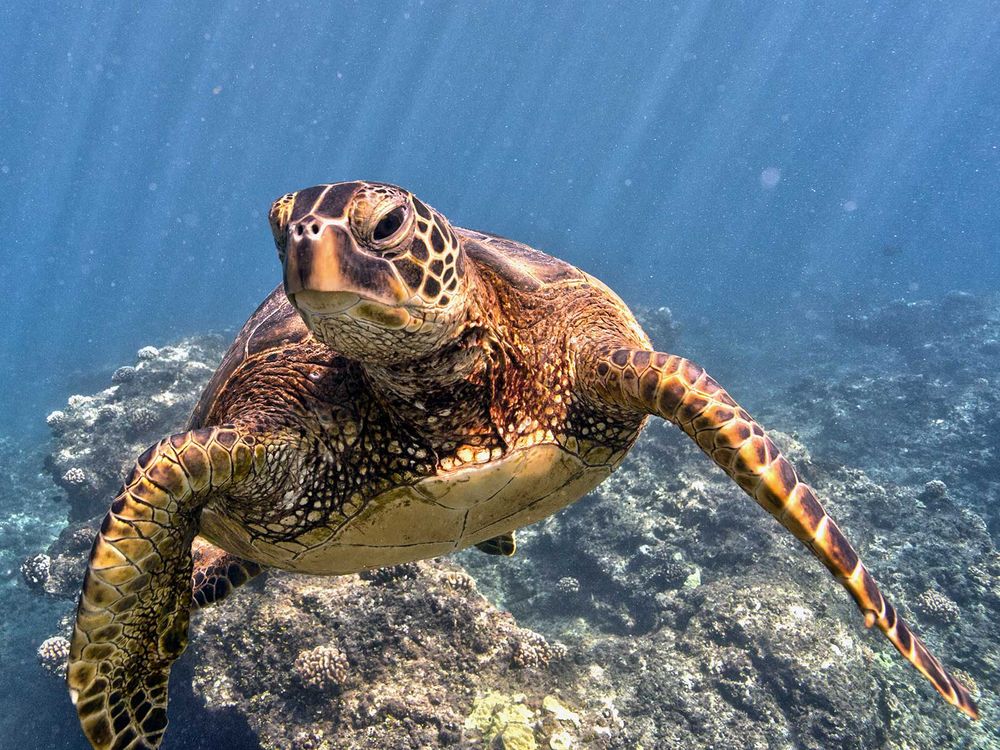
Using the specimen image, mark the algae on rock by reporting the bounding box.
[465,692,538,750]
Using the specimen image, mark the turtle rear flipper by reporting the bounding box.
[583,345,979,720]
[191,537,265,609]
[474,532,516,556]
[69,427,262,750]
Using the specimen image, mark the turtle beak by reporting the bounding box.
[283,222,408,311]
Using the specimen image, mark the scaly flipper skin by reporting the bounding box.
[584,345,978,719]
[190,537,264,609]
[68,427,264,750]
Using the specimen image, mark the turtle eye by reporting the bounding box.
[372,206,407,243]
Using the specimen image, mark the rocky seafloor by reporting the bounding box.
[7,293,1000,749]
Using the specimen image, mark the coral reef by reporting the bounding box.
[510,629,567,669]
[188,563,609,749]
[37,635,70,678]
[110,365,137,384]
[42,335,228,520]
[21,520,99,598]
[914,589,962,625]
[293,644,352,691]
[20,553,50,590]
[20,293,1000,748]
[783,293,1000,495]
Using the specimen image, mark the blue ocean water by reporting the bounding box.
[1,2,998,748]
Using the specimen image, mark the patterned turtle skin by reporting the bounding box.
[68,181,977,749]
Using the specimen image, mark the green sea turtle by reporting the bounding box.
[69,181,977,749]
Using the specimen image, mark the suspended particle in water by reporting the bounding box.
[842,200,858,212]
[760,166,781,189]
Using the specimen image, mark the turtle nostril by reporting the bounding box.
[310,222,320,235]
[293,223,304,237]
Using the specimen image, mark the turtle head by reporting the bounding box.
[269,181,471,364]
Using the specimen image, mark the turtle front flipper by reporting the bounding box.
[582,345,978,720]
[191,537,265,609]
[69,427,262,750]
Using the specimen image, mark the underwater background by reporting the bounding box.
[1,1,999,748]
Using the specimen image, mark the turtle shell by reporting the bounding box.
[189,286,306,429]
[456,228,588,291]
